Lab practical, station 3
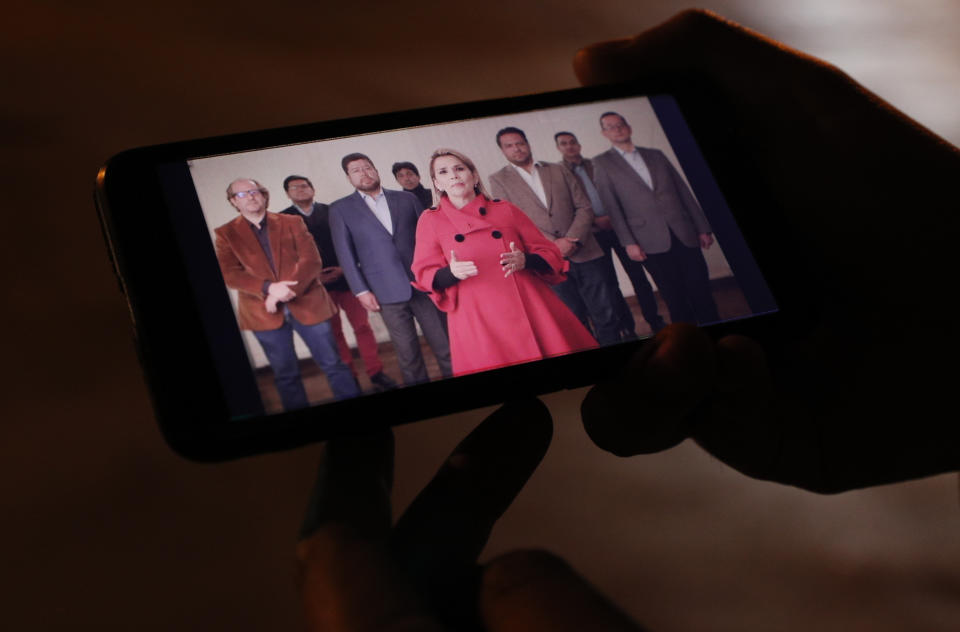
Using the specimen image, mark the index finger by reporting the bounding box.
[297,433,445,631]
[391,399,553,626]
[299,431,393,540]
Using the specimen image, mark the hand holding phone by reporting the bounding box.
[577,9,960,492]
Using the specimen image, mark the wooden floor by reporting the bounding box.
[255,276,752,413]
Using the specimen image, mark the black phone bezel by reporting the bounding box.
[95,81,800,462]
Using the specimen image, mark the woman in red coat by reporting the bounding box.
[411,148,598,376]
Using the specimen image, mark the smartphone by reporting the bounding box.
[95,83,785,461]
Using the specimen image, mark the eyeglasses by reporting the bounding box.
[232,189,264,199]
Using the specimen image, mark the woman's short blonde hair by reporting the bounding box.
[428,148,491,205]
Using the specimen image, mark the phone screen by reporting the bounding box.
[155,93,776,421]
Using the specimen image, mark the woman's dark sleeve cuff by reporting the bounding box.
[526,254,551,273]
[432,267,460,290]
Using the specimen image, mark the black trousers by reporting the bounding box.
[551,256,622,345]
[640,231,720,326]
[595,228,665,333]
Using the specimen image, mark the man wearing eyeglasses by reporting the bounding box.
[593,112,720,326]
[214,178,360,411]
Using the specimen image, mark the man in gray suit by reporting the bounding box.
[555,130,665,336]
[593,112,720,325]
[329,153,452,385]
[488,126,621,345]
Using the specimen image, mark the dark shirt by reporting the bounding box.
[405,184,433,211]
[247,216,276,295]
[280,202,349,292]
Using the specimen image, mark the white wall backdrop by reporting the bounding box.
[189,95,735,367]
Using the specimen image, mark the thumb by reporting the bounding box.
[573,9,737,87]
[581,324,716,456]
[509,241,520,253]
[450,250,458,263]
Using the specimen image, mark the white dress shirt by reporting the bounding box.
[615,146,654,190]
[354,190,392,298]
[359,189,393,235]
[510,162,548,208]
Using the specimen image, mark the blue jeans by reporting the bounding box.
[253,312,360,411]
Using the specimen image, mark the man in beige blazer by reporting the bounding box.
[488,127,622,345]
[592,111,720,325]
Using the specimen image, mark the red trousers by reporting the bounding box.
[327,289,383,377]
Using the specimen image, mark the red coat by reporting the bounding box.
[412,195,598,376]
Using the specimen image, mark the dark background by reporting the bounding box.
[3,1,959,629]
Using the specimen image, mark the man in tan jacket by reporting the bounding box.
[214,178,359,410]
[488,127,622,345]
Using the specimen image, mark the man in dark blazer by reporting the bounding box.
[280,174,398,392]
[214,178,360,411]
[488,126,622,345]
[329,153,452,385]
[593,112,720,325]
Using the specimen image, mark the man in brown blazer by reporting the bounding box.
[488,127,622,345]
[214,178,359,410]
[593,112,720,325]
